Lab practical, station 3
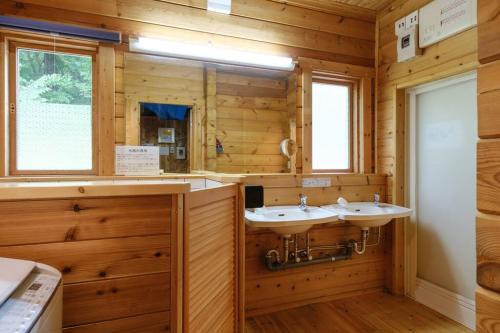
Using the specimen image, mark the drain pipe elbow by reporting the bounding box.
[352,229,370,255]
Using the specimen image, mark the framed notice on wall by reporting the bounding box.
[419,0,477,48]
[158,128,175,143]
[115,145,160,175]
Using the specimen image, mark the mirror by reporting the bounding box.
[123,52,296,174]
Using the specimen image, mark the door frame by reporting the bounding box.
[404,71,477,297]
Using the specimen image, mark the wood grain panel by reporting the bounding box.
[478,139,500,214]
[0,193,176,331]
[0,196,171,246]
[0,235,170,284]
[477,214,500,292]
[63,311,171,333]
[478,0,500,64]
[185,185,239,332]
[476,287,500,333]
[215,71,289,173]
[63,273,170,326]
[97,45,115,175]
[476,3,500,330]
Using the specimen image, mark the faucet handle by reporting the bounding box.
[299,194,308,207]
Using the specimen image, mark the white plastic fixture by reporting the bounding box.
[129,37,295,71]
[245,206,339,236]
[207,0,231,14]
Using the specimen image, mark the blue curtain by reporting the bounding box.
[141,103,189,121]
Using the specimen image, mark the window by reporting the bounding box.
[312,80,352,172]
[9,42,96,175]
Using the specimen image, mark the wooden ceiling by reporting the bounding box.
[324,0,393,10]
[269,0,393,21]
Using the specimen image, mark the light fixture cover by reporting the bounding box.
[129,37,295,71]
[207,0,231,14]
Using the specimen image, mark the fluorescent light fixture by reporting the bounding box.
[207,0,231,14]
[129,37,295,71]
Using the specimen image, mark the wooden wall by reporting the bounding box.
[185,184,240,332]
[122,53,205,171]
[0,195,181,332]
[5,0,375,66]
[0,0,377,175]
[242,174,387,315]
[375,0,478,293]
[216,72,290,174]
[476,1,500,331]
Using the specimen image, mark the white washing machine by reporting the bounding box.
[0,257,62,333]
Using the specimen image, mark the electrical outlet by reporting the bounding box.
[405,10,419,28]
[395,17,406,36]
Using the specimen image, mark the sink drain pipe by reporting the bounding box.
[265,243,354,271]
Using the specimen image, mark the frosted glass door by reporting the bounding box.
[413,76,476,299]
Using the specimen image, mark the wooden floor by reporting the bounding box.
[245,292,473,333]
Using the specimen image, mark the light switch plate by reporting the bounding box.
[302,178,331,188]
[395,17,407,36]
[406,10,419,28]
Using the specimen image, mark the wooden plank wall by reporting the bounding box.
[216,72,290,174]
[0,195,180,332]
[6,0,375,66]
[476,1,500,331]
[0,0,376,175]
[184,184,240,332]
[375,0,478,293]
[242,174,387,315]
[121,53,205,170]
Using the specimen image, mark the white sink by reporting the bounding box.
[245,206,339,236]
[321,202,412,230]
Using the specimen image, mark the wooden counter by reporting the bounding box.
[0,179,190,200]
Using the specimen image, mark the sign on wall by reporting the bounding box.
[419,0,477,48]
[115,145,160,175]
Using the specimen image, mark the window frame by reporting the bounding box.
[8,40,98,175]
[311,77,354,173]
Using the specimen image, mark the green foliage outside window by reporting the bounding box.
[18,49,92,105]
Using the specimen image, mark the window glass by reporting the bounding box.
[16,48,93,171]
[312,82,350,170]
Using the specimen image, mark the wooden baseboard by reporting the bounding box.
[413,278,475,330]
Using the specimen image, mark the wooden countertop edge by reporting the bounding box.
[0,182,190,201]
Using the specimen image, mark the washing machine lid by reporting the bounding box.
[0,257,35,306]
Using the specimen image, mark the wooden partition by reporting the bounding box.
[242,174,387,315]
[0,194,182,332]
[184,184,241,332]
[476,1,500,331]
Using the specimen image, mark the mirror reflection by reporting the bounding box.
[123,52,296,174]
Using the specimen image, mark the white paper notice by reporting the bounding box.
[115,146,160,175]
[302,178,332,188]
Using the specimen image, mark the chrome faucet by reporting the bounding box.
[374,192,380,206]
[299,194,308,211]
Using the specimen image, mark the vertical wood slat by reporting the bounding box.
[97,45,116,175]
[184,184,239,333]
[360,77,373,174]
[0,37,5,176]
[205,67,217,172]
[301,65,313,173]
[389,89,406,295]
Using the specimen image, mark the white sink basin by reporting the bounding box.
[245,206,339,236]
[321,202,412,230]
